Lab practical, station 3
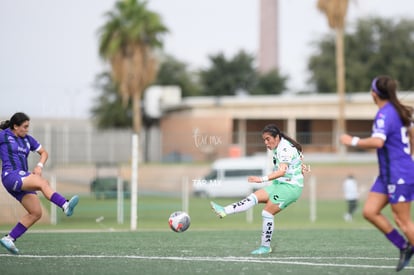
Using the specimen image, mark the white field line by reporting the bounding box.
[0,254,412,270]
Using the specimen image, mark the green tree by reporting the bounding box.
[200,50,257,96]
[91,72,132,129]
[308,37,337,93]
[253,69,288,95]
[200,50,287,96]
[308,17,414,93]
[154,55,201,97]
[98,0,168,133]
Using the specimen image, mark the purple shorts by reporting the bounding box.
[1,170,36,202]
[371,176,414,204]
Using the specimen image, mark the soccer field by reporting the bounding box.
[0,196,410,274]
[0,229,410,275]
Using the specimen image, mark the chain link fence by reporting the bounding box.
[0,123,374,226]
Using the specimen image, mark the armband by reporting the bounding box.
[351,136,360,147]
[37,162,44,168]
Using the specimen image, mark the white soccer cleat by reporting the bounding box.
[210,201,226,218]
[64,195,79,216]
[251,246,272,255]
[0,236,19,255]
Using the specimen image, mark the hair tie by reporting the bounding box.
[371,77,383,96]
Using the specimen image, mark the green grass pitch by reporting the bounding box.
[0,230,408,275]
[0,196,411,274]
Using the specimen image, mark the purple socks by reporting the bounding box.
[386,229,407,250]
[9,222,27,241]
[50,192,67,208]
[7,193,67,242]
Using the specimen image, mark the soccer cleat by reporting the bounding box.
[251,246,272,255]
[64,195,79,217]
[210,201,226,218]
[0,236,19,255]
[396,243,414,272]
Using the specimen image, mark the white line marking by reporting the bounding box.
[0,254,411,270]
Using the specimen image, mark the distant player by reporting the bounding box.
[341,75,414,272]
[0,112,79,254]
[210,124,305,254]
[343,174,358,221]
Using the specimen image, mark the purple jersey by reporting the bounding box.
[371,102,414,185]
[0,128,41,176]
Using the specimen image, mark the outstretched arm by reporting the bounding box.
[248,163,288,183]
[340,134,384,149]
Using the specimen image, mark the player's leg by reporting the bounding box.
[392,202,414,244]
[22,173,59,200]
[250,201,281,255]
[363,191,403,236]
[20,193,42,228]
[391,202,414,271]
[363,190,411,271]
[22,174,79,216]
[210,190,265,218]
[344,199,357,221]
[251,183,301,255]
[349,199,357,215]
[251,190,274,253]
[390,185,414,272]
[0,193,40,254]
[343,200,353,221]
[390,184,414,245]
[363,179,407,247]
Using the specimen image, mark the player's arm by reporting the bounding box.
[340,134,384,149]
[36,147,48,166]
[33,147,48,175]
[248,163,288,183]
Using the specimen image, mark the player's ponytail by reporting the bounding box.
[262,124,302,153]
[372,75,413,127]
[1,113,30,130]
[0,120,10,130]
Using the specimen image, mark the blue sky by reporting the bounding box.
[0,0,412,119]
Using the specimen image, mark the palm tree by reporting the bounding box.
[317,0,349,154]
[98,0,168,231]
[98,0,168,133]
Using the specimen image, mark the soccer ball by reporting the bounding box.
[168,211,191,233]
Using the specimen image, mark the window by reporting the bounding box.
[224,169,262,177]
[204,170,218,180]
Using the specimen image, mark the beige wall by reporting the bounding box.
[161,112,233,162]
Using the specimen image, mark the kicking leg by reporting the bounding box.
[210,193,259,218]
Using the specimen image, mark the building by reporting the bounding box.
[159,92,414,162]
[12,91,413,164]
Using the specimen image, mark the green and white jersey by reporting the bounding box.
[272,137,304,187]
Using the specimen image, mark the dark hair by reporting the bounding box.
[0,112,30,130]
[262,124,302,152]
[371,75,413,127]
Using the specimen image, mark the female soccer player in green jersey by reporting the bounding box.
[211,124,304,254]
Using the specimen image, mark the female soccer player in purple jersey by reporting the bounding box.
[341,75,414,272]
[0,112,79,255]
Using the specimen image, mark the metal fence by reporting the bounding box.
[26,125,371,166]
[28,125,134,167]
[0,124,376,227]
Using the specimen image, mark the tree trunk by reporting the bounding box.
[336,27,346,155]
[317,0,348,155]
